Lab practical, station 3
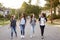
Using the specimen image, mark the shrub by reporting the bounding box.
[48,13,60,20]
[0,14,4,18]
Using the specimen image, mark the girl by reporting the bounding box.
[10,15,17,39]
[39,13,47,39]
[30,14,36,38]
[20,14,26,39]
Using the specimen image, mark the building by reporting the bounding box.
[0,8,10,16]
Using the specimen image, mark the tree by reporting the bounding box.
[10,9,15,15]
[45,0,59,23]
[20,2,28,13]
[0,3,2,7]
[20,2,41,18]
[45,0,59,14]
[28,0,31,5]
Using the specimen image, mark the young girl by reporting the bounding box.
[30,14,36,38]
[20,14,26,39]
[39,13,47,39]
[10,15,17,39]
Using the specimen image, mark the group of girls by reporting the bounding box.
[10,13,47,39]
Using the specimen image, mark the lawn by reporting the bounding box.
[0,20,10,25]
[47,19,60,25]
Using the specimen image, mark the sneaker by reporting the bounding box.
[11,37,13,40]
[30,35,33,38]
[21,35,23,38]
[16,34,17,37]
[22,35,25,38]
[33,34,35,37]
[41,36,44,39]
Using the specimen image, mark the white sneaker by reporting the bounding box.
[21,35,23,38]
[30,35,33,38]
[22,35,25,38]
[33,34,35,37]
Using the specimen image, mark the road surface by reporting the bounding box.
[0,19,60,40]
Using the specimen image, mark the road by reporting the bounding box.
[0,19,60,40]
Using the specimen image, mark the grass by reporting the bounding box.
[47,19,60,25]
[0,20,10,25]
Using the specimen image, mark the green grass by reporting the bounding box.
[47,19,60,25]
[0,20,10,25]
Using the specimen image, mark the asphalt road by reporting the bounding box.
[0,19,60,40]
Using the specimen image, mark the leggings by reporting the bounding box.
[40,25,45,36]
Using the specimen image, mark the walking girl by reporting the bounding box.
[39,13,47,39]
[10,15,17,39]
[30,14,36,38]
[20,14,26,39]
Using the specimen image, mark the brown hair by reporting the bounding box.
[42,13,46,17]
[20,13,26,20]
[11,15,14,20]
[30,14,35,23]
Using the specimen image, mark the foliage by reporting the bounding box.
[45,0,59,7]
[45,0,59,12]
[10,9,16,15]
[0,14,4,18]
[0,3,2,7]
[20,2,41,18]
[48,13,60,20]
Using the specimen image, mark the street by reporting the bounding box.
[0,19,60,40]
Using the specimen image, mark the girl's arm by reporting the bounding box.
[45,17,47,22]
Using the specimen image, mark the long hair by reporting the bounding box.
[10,15,14,20]
[20,13,25,19]
[23,13,26,23]
[42,13,46,18]
[20,13,26,22]
[30,15,33,23]
[23,13,26,20]
[42,13,47,21]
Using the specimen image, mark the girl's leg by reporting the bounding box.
[23,25,25,35]
[13,27,17,37]
[20,25,24,38]
[11,27,13,38]
[30,25,35,38]
[40,25,45,36]
[21,25,25,38]
[20,25,23,35]
[32,25,35,34]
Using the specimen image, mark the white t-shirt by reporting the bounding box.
[40,17,46,25]
[20,18,25,25]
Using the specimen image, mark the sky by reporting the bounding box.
[0,0,46,9]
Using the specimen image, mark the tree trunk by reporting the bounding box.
[54,7,56,15]
[50,0,53,23]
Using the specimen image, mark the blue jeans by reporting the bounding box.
[20,24,25,35]
[31,24,35,35]
[11,26,17,37]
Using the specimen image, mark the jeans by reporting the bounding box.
[20,24,25,35]
[40,25,45,36]
[31,24,35,35]
[11,26,17,37]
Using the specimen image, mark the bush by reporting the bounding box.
[57,15,60,19]
[5,14,11,20]
[0,14,4,18]
[52,13,57,19]
[48,13,60,20]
